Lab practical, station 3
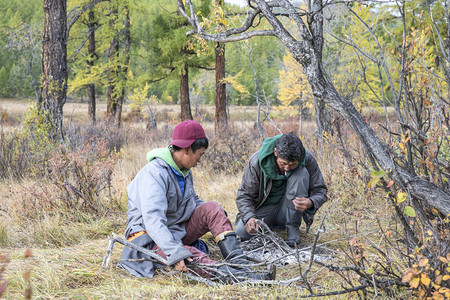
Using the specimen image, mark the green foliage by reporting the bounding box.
[226,38,284,105]
[20,104,56,169]
[128,83,150,116]
[68,0,131,99]
[0,0,42,98]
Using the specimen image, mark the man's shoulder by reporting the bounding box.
[137,159,170,178]
[247,151,261,167]
[304,150,320,167]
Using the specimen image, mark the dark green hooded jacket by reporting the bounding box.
[236,136,327,225]
[258,135,306,206]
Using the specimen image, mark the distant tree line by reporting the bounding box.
[0,0,284,132]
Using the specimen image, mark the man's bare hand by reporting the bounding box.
[245,217,259,234]
[173,257,193,272]
[292,197,313,212]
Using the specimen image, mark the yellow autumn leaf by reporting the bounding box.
[443,275,450,281]
[432,292,445,300]
[402,271,413,282]
[421,273,431,286]
[418,258,429,267]
[367,177,380,189]
[397,191,407,203]
[410,276,420,288]
[439,256,449,264]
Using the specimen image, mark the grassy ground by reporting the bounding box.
[0,98,408,299]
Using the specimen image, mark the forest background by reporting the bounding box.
[0,0,449,299]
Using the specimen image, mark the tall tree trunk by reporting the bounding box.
[215,41,228,131]
[41,0,68,139]
[215,0,228,131]
[180,64,192,120]
[115,5,131,127]
[87,10,96,124]
[106,5,119,122]
[314,96,332,136]
[257,0,450,215]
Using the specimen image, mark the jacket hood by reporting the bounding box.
[258,135,287,180]
[146,147,190,176]
[258,134,306,180]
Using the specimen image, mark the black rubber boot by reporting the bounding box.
[216,232,276,282]
[217,232,246,261]
[286,208,302,247]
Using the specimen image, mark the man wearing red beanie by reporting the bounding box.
[118,120,275,283]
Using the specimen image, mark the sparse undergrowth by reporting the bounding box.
[0,102,448,299]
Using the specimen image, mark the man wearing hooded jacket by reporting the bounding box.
[235,132,327,246]
[118,120,275,282]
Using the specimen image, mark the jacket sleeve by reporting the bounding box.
[130,168,192,266]
[236,153,261,223]
[304,152,328,213]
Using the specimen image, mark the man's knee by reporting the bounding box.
[235,220,252,241]
[200,201,221,211]
[197,201,227,217]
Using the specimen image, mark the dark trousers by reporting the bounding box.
[235,166,310,241]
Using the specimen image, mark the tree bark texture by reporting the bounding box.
[41,0,68,139]
[178,0,450,215]
[263,0,450,215]
[115,6,131,127]
[87,10,96,124]
[180,64,193,121]
[215,42,228,131]
[106,6,119,123]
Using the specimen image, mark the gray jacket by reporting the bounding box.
[236,150,327,224]
[121,157,204,276]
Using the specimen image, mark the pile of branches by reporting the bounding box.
[99,216,416,298]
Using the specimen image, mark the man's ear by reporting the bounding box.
[274,148,278,157]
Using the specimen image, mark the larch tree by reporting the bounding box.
[86,9,98,124]
[149,1,213,121]
[214,0,228,131]
[41,0,107,138]
[41,0,68,139]
[105,0,131,126]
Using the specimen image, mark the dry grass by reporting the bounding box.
[0,99,407,299]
